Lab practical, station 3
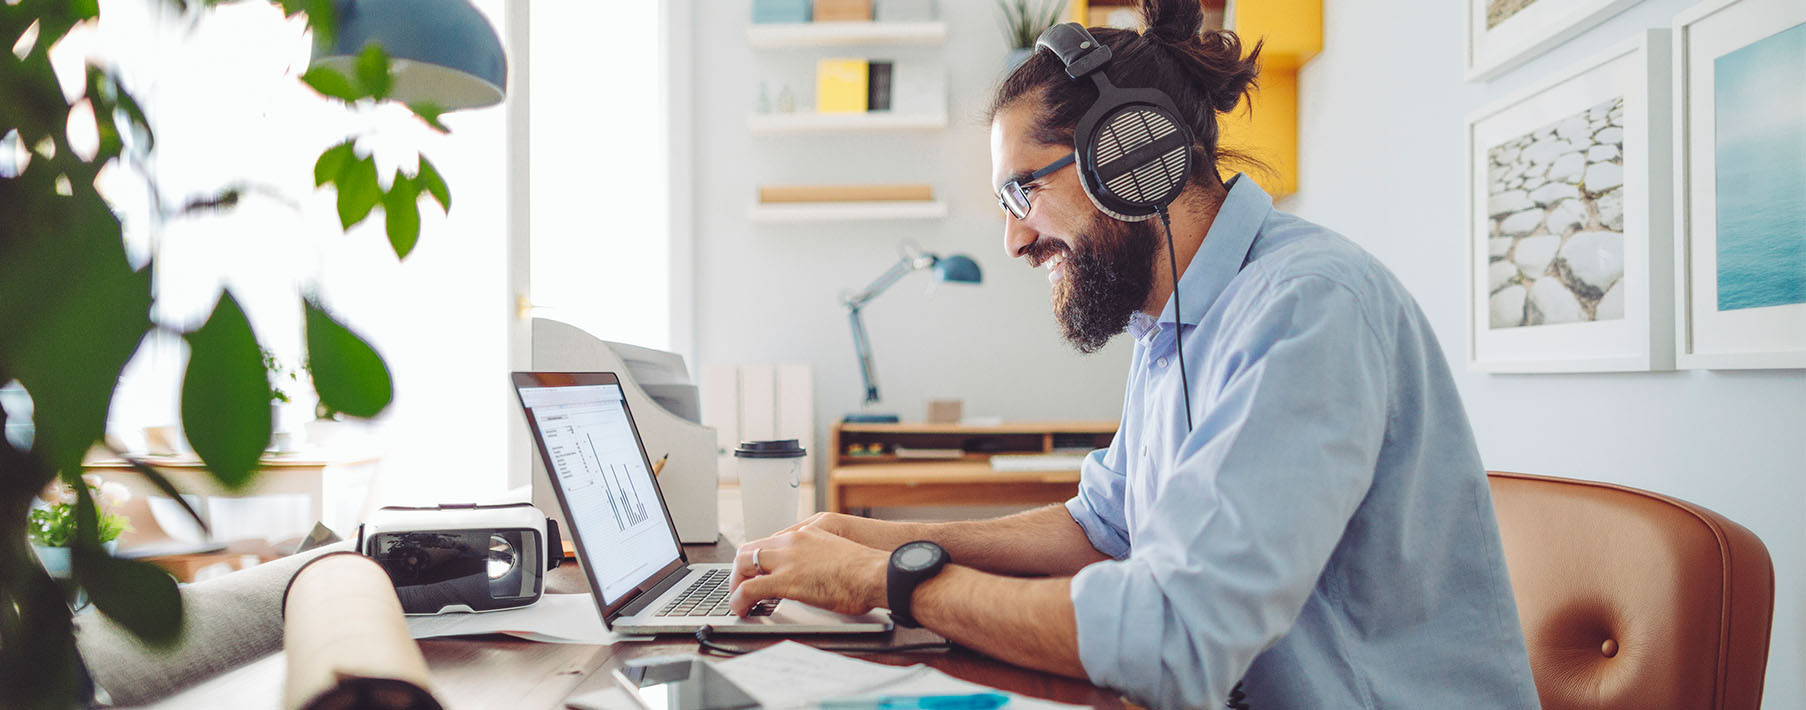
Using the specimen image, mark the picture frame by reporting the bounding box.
[1465,0,1641,82]
[1465,30,1673,373]
[1672,0,1806,369]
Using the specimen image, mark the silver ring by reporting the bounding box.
[752,547,764,575]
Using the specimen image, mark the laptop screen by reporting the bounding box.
[517,378,681,606]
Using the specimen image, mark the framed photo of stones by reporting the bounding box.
[1466,30,1673,373]
[1464,0,1641,81]
[1672,0,1806,369]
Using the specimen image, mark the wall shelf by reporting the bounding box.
[747,22,948,49]
[747,201,948,223]
[747,111,948,135]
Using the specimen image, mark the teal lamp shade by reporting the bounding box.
[310,0,507,109]
[934,255,982,284]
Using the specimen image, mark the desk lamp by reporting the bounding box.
[842,244,983,423]
[310,0,507,110]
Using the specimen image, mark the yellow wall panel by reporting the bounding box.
[1217,67,1297,198]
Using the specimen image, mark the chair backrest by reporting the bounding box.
[1487,471,1774,710]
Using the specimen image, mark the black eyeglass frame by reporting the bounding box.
[996,153,1077,220]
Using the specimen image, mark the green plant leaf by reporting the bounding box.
[383,170,421,259]
[72,545,183,646]
[300,66,360,102]
[354,44,392,100]
[416,156,450,212]
[313,140,356,187]
[407,102,450,133]
[180,291,271,489]
[305,300,392,418]
[0,181,152,473]
[335,154,381,229]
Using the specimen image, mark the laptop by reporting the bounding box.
[512,371,892,635]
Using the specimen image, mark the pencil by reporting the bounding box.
[652,454,669,477]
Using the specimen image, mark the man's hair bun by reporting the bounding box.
[1139,0,1260,115]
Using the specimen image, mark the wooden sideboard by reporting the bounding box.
[827,421,1116,515]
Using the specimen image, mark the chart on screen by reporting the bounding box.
[524,384,679,602]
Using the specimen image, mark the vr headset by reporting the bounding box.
[358,503,563,615]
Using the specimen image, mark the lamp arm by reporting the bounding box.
[847,304,880,405]
[843,254,932,310]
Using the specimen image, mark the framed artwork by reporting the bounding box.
[1466,31,1673,373]
[1465,0,1641,82]
[1673,0,1806,369]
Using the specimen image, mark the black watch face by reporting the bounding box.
[894,542,943,572]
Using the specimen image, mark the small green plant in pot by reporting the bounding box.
[998,0,1068,69]
[29,476,134,610]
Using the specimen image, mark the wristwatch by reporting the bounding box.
[886,540,948,628]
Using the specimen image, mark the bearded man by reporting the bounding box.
[724,1,1541,707]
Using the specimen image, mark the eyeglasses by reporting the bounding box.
[996,153,1076,220]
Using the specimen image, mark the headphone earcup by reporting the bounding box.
[1076,102,1193,222]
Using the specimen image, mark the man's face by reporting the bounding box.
[991,104,1157,354]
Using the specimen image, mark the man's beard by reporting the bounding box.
[1033,212,1158,354]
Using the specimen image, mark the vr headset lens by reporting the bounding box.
[371,529,540,612]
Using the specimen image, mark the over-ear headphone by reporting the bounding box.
[1034,21,1198,435]
[1034,22,1194,222]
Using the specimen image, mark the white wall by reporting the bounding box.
[690,1,1133,493]
[1289,0,1806,705]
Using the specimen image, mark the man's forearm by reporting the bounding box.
[873,505,1110,577]
[906,565,1086,679]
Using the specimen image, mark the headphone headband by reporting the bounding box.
[1035,23,1113,79]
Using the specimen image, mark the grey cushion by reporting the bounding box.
[74,541,353,706]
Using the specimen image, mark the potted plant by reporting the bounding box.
[998,0,1068,69]
[30,476,134,611]
[0,1,465,705]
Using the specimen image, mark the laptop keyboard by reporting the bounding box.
[654,569,778,617]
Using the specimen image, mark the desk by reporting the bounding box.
[828,422,1115,515]
[148,539,1125,710]
[82,450,380,539]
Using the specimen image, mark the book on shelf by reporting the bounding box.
[867,61,893,111]
[758,184,933,203]
[892,447,964,460]
[988,454,1088,472]
[817,58,869,113]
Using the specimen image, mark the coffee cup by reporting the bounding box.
[733,439,806,541]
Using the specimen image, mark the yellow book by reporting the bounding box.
[816,58,868,114]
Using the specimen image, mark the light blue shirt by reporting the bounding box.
[1065,176,1540,709]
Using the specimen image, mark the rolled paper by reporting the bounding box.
[281,552,442,710]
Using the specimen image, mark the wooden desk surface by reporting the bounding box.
[420,539,1125,710]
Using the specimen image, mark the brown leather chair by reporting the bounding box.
[1487,471,1775,710]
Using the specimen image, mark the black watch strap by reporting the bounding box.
[886,541,948,629]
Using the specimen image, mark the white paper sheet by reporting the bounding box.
[708,641,1087,710]
[405,592,618,645]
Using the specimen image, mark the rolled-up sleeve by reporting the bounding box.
[1066,445,1131,559]
[1069,274,1390,709]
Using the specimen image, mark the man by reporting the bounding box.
[728,3,1541,707]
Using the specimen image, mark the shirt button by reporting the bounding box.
[1141,445,1149,458]
[1157,357,1168,368]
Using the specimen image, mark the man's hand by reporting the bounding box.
[727,527,889,617]
[777,512,914,550]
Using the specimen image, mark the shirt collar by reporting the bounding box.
[1155,174,1273,326]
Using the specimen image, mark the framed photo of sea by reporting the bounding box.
[1465,31,1674,373]
[1464,0,1640,82]
[1673,0,1806,369]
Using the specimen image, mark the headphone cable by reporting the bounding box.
[1158,207,1193,433]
